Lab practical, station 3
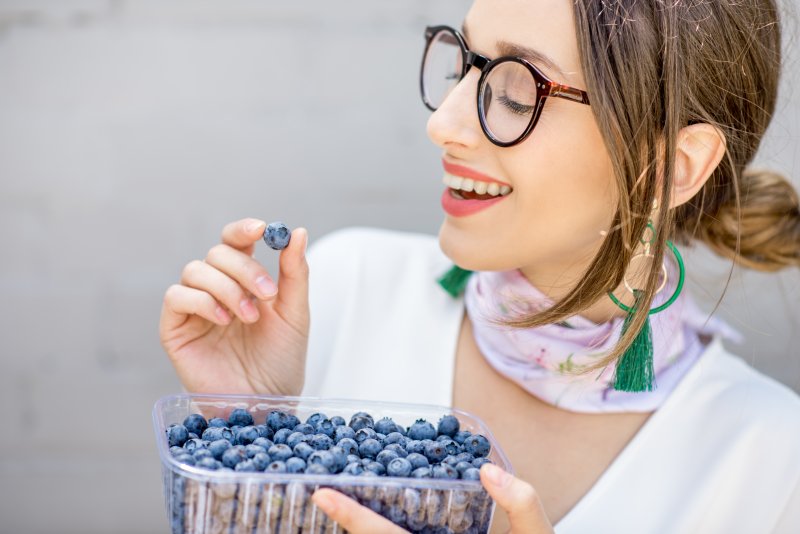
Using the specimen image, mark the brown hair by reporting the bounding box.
[503,0,800,376]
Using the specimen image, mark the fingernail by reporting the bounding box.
[483,464,510,488]
[239,298,258,321]
[255,275,277,298]
[215,306,231,324]
[246,220,266,233]
[314,491,337,514]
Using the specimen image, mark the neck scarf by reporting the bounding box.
[463,269,740,413]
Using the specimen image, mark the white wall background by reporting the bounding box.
[0,1,797,532]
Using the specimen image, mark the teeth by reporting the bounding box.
[443,172,511,197]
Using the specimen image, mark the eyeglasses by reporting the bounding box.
[420,25,590,147]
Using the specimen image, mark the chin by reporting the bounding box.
[437,221,512,272]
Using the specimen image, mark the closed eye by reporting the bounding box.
[498,94,535,116]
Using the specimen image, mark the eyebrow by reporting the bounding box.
[461,22,568,80]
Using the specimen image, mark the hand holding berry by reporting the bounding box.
[160,218,310,396]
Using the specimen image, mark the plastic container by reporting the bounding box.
[153,394,513,534]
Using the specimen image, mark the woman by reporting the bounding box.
[160,0,800,532]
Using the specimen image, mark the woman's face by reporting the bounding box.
[429,0,617,290]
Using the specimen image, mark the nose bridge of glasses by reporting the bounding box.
[464,51,489,74]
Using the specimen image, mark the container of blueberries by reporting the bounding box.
[153,394,512,534]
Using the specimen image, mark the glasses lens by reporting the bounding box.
[422,29,464,109]
[480,60,539,143]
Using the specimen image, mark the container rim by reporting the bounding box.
[153,392,514,490]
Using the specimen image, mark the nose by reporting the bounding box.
[426,69,484,150]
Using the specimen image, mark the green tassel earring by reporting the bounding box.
[437,265,474,298]
[608,236,685,392]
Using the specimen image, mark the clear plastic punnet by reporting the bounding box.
[153,394,513,534]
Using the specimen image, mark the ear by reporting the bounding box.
[671,123,727,209]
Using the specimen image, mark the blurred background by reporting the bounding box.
[0,1,797,532]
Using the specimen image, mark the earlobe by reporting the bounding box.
[671,123,727,209]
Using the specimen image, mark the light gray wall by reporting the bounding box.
[0,1,797,532]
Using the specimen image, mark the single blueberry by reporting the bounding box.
[383,432,406,447]
[376,450,400,467]
[358,438,382,459]
[342,462,364,476]
[202,427,233,443]
[443,455,459,466]
[196,457,220,470]
[208,439,231,460]
[170,446,184,456]
[272,428,292,445]
[453,430,472,444]
[383,443,408,458]
[235,426,259,446]
[228,408,254,427]
[252,437,274,450]
[305,412,327,427]
[308,450,336,471]
[411,466,432,478]
[293,423,315,435]
[255,424,273,439]
[266,411,291,432]
[315,419,336,438]
[455,461,474,474]
[364,461,386,476]
[244,444,267,458]
[221,447,247,468]
[348,415,373,432]
[328,446,348,472]
[183,414,209,436]
[183,438,208,452]
[406,453,430,470]
[464,435,491,457]
[431,464,459,479]
[187,432,199,440]
[286,457,307,474]
[193,448,213,461]
[293,442,315,461]
[267,444,293,462]
[305,463,330,475]
[263,222,291,250]
[354,427,377,444]
[346,454,361,464]
[472,457,492,468]
[407,419,437,441]
[405,440,424,455]
[310,434,333,450]
[437,415,460,438]
[387,457,413,478]
[423,441,447,463]
[235,459,257,472]
[174,453,195,466]
[330,416,346,427]
[373,417,397,435]
[336,437,359,456]
[461,467,481,481]
[252,452,271,471]
[167,425,189,447]
[286,431,309,449]
[454,452,475,464]
[266,461,287,473]
[207,417,228,428]
[334,426,356,442]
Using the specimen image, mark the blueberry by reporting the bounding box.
[266,461,287,473]
[461,467,481,480]
[310,434,333,451]
[383,432,406,447]
[337,437,359,456]
[406,453,430,470]
[308,450,336,471]
[315,419,336,438]
[305,463,330,475]
[354,427,377,444]
[407,419,437,441]
[454,452,475,464]
[183,438,208,452]
[305,412,327,427]
[455,461,473,474]
[286,457,307,474]
[328,446,348,472]
[349,414,374,431]
[235,426,259,446]
[196,457,220,470]
[268,444,293,462]
[464,435,491,457]
[272,428,292,445]
[423,441,447,463]
[472,457,492,468]
[187,432,199,440]
[364,461,386,476]
[227,408,254,427]
[266,411,293,432]
[453,430,472,444]
[437,415,460,438]
[405,440,424,455]
[443,439,461,455]
[373,417,397,435]
[183,414,209,437]
[221,447,247,468]
[235,459,257,472]
[431,464,459,479]
[293,442,315,460]
[376,450,400,467]
[263,222,291,250]
[443,455,459,466]
[334,426,356,442]
[286,431,310,449]
[170,446,184,456]
[167,425,189,447]
[387,504,407,525]
[387,457,413,477]
[252,452,270,471]
[285,414,300,429]
[244,444,267,458]
[293,423,315,435]
[191,448,212,461]
[383,443,408,458]
[202,427,233,443]
[330,416,346,427]
[359,470,379,479]
[252,437,274,450]
[207,417,228,428]
[411,466,432,478]
[255,424,273,439]
[174,453,195,466]
[208,439,231,460]
[346,454,360,464]
[358,438,382,459]
[342,462,364,476]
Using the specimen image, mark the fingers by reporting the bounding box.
[180,259,261,324]
[480,464,554,534]
[221,218,267,256]
[312,489,407,534]
[205,244,278,300]
[276,227,309,316]
[161,283,232,333]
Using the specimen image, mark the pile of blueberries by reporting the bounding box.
[166,409,493,481]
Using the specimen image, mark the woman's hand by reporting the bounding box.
[310,464,554,534]
[159,218,310,396]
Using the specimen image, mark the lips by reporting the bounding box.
[440,159,512,217]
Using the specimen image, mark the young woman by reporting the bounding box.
[160,0,800,532]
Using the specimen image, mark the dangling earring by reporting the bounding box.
[607,203,685,392]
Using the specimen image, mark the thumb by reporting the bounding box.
[275,227,310,320]
[480,464,554,534]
